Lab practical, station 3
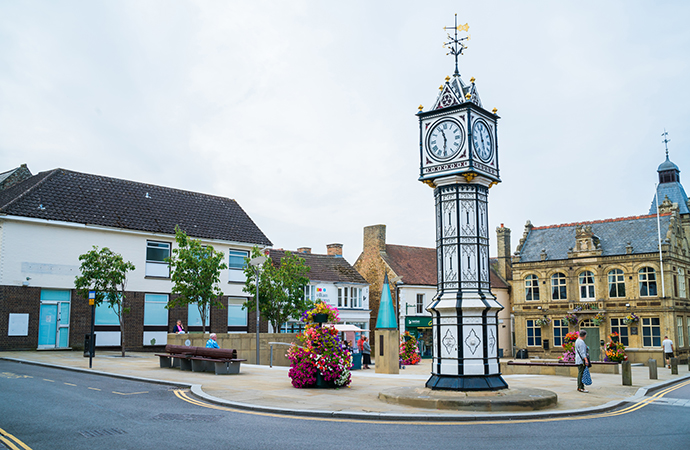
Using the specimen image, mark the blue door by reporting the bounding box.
[38,304,58,347]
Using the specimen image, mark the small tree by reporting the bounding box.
[166,226,228,334]
[243,246,312,332]
[75,246,135,357]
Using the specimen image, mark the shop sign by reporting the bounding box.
[405,316,432,328]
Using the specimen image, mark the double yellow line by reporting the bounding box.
[174,378,690,425]
[0,427,32,450]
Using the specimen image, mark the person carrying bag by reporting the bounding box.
[575,330,591,392]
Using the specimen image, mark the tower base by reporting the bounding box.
[426,373,508,391]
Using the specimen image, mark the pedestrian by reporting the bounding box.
[575,330,590,393]
[362,336,371,369]
[206,333,220,348]
[173,319,185,334]
[662,335,674,368]
[357,335,364,353]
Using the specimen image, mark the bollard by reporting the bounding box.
[648,359,658,380]
[670,357,679,375]
[622,360,632,386]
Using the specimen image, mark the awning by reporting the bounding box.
[332,324,369,332]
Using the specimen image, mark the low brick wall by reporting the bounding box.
[167,333,298,366]
[501,360,620,376]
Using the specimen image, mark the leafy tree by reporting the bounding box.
[243,246,312,332]
[166,226,228,334]
[75,246,135,357]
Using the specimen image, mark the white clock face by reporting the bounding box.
[428,120,463,160]
[472,121,493,162]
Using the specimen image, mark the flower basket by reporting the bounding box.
[399,331,421,365]
[312,313,329,324]
[622,313,639,325]
[535,317,551,327]
[592,312,606,326]
[563,314,578,325]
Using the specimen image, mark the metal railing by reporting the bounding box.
[268,342,303,368]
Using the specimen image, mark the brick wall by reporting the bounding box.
[0,286,41,350]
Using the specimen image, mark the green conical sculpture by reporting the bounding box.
[376,273,397,329]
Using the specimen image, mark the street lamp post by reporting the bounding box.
[250,255,267,366]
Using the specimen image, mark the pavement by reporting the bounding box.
[2,350,689,421]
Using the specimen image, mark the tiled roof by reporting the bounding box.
[519,214,671,262]
[649,182,689,214]
[382,244,509,289]
[268,249,367,284]
[0,168,272,246]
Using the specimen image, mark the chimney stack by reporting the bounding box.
[363,224,386,254]
[327,243,343,257]
[496,224,512,281]
[297,247,311,254]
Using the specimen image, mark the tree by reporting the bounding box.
[166,226,228,334]
[243,246,312,332]
[75,246,135,357]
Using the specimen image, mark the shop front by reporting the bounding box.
[404,316,433,358]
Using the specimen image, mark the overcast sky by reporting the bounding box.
[2,1,689,264]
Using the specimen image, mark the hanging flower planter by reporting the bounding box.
[312,313,329,325]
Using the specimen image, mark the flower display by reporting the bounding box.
[622,313,639,325]
[563,313,579,325]
[300,301,340,324]
[287,303,351,389]
[604,332,627,362]
[399,332,421,365]
[560,331,580,362]
[535,316,551,327]
[592,312,606,326]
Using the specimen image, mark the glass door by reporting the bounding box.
[38,304,58,348]
[38,290,71,349]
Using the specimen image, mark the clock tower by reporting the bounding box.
[418,16,507,391]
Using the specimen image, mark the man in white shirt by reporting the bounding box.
[662,336,674,368]
[575,330,590,393]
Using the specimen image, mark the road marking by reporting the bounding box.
[64,383,77,387]
[42,379,54,383]
[0,372,32,379]
[0,426,33,450]
[88,387,101,391]
[173,378,690,425]
[112,391,148,396]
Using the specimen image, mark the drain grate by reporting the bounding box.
[79,428,128,438]
[153,413,222,422]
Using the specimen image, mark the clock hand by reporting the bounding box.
[439,129,448,155]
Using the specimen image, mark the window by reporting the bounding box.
[551,273,567,300]
[610,318,629,346]
[228,250,249,282]
[526,319,541,346]
[304,285,316,302]
[525,275,539,301]
[280,322,306,333]
[144,294,168,326]
[146,241,170,277]
[639,267,657,297]
[227,298,247,327]
[188,303,210,328]
[553,319,568,347]
[351,287,359,308]
[608,269,626,298]
[579,271,595,300]
[95,301,120,325]
[642,317,661,347]
[678,317,685,348]
[416,294,425,314]
[679,268,686,298]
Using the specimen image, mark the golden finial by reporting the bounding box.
[492,107,498,114]
[418,105,424,111]
[465,93,471,99]
[445,76,450,82]
[422,179,436,188]
[470,77,475,83]
[439,85,444,90]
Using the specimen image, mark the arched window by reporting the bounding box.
[608,269,626,298]
[525,275,539,301]
[551,273,567,300]
[579,271,595,300]
[580,319,595,327]
[639,267,657,297]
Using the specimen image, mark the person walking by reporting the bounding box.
[362,336,371,369]
[575,330,590,393]
[662,335,675,368]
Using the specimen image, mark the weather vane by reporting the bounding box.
[443,14,470,78]
[662,129,671,158]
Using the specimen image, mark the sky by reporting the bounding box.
[1,1,689,264]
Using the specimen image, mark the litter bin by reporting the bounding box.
[83,334,95,357]
[516,348,529,359]
[351,351,362,370]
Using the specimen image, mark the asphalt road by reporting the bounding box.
[1,360,689,450]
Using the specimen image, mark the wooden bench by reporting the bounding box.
[155,345,246,375]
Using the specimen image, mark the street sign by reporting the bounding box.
[88,291,95,306]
